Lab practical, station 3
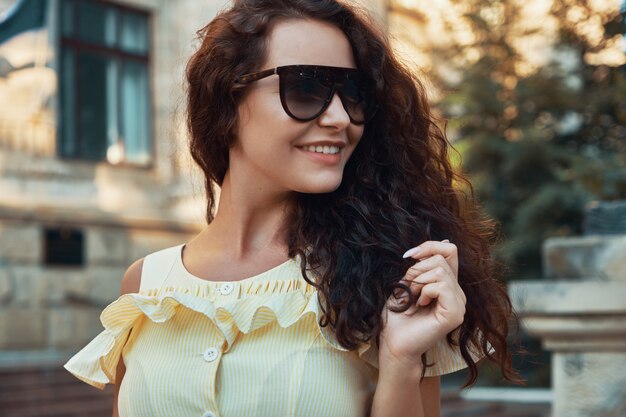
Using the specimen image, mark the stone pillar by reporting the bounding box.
[509,202,626,417]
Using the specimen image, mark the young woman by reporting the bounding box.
[65,1,522,416]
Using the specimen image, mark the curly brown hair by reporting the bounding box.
[185,0,523,387]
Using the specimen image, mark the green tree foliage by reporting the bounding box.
[427,0,626,279]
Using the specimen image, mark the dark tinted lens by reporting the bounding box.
[283,70,331,119]
[338,77,369,123]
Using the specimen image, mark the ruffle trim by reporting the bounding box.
[64,278,492,389]
[64,279,373,389]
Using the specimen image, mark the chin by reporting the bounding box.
[296,178,343,194]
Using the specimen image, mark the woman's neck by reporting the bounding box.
[197,170,296,261]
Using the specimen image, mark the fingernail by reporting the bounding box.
[402,246,421,258]
[442,239,449,243]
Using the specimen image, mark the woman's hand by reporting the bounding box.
[379,239,467,369]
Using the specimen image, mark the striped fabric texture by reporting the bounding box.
[64,244,483,417]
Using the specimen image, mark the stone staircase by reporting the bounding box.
[0,366,549,417]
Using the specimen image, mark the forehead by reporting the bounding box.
[264,19,357,70]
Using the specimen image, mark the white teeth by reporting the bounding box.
[302,145,340,154]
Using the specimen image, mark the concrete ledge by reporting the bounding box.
[459,387,553,404]
[520,315,626,334]
[0,202,204,233]
[509,281,626,314]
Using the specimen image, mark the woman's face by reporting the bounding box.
[231,18,365,195]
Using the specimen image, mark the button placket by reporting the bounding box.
[201,284,236,417]
[199,340,223,417]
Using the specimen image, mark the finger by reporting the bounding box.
[404,255,456,282]
[402,240,457,262]
[409,266,456,289]
[397,270,458,307]
[417,282,453,307]
[412,268,465,305]
[402,240,458,276]
[419,282,467,330]
[417,281,464,313]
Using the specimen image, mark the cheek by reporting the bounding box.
[349,125,365,146]
[245,93,297,132]
[236,98,308,155]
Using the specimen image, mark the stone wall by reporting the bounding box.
[0,0,213,363]
[0,206,201,353]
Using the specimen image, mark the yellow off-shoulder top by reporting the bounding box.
[64,244,481,417]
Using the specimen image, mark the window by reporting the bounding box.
[44,227,84,266]
[59,0,152,166]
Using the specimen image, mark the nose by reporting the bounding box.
[317,90,351,128]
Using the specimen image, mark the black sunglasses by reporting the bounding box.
[234,65,378,125]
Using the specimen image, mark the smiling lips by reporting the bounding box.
[297,145,342,164]
[301,144,341,154]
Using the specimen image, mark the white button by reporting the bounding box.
[203,347,219,362]
[219,282,234,295]
[202,412,217,417]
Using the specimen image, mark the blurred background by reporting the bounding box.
[0,0,624,416]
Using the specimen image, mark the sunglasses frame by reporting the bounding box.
[234,64,378,125]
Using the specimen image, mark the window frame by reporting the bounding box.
[58,0,154,168]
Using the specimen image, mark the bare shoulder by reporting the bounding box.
[120,258,145,295]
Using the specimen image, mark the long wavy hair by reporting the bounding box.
[185,0,523,387]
